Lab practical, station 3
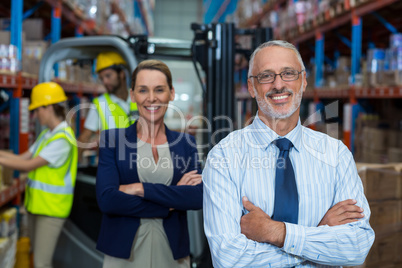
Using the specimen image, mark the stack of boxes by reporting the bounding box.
[0,19,20,74]
[0,44,18,73]
[356,164,402,267]
[58,60,95,84]
[354,116,402,164]
[367,48,386,87]
[22,40,48,78]
[0,207,18,268]
[0,162,14,191]
[68,0,149,36]
[361,127,389,163]
[301,31,402,91]
[21,18,48,78]
[233,1,402,91]
[235,0,367,40]
[1,1,147,78]
[0,18,48,77]
[367,33,402,87]
[334,56,351,88]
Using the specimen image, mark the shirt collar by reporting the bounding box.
[48,121,68,135]
[109,93,131,104]
[249,112,302,152]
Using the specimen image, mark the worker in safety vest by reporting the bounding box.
[77,52,138,158]
[0,82,77,268]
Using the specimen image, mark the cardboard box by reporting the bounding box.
[388,148,402,163]
[334,71,350,87]
[388,130,402,148]
[21,57,40,77]
[22,18,43,40]
[0,31,10,45]
[356,261,402,268]
[369,200,402,234]
[0,207,17,237]
[363,232,402,267]
[382,68,402,87]
[24,40,48,59]
[0,31,26,46]
[396,70,402,86]
[361,147,387,163]
[369,71,383,87]
[382,71,397,86]
[21,40,48,76]
[357,164,402,201]
[0,19,10,31]
[362,127,387,151]
[1,165,13,186]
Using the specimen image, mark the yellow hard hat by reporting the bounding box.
[29,82,67,111]
[95,52,127,73]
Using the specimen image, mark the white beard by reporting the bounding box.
[254,80,304,119]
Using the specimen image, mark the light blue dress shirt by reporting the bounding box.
[202,113,375,268]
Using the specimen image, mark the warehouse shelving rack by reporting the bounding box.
[238,0,402,153]
[0,0,107,203]
[0,179,25,208]
[303,86,402,99]
[0,0,180,205]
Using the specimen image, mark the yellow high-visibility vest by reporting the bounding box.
[26,126,78,218]
[93,93,138,131]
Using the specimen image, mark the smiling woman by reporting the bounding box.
[130,68,175,129]
[96,59,203,268]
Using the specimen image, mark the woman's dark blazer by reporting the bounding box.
[96,122,203,260]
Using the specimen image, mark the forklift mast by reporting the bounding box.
[191,23,272,151]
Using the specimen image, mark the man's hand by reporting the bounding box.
[241,197,286,247]
[177,170,202,186]
[318,199,364,226]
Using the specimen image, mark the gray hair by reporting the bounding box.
[248,40,305,77]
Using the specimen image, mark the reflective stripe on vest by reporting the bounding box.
[93,93,138,131]
[26,127,78,218]
[26,178,74,194]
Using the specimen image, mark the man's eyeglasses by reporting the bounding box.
[249,69,305,84]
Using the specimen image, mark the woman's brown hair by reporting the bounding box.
[131,60,173,90]
[52,103,66,120]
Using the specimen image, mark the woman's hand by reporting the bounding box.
[177,170,202,186]
[119,183,144,197]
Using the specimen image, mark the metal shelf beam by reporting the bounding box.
[303,87,402,99]
[44,0,100,35]
[286,0,400,44]
[51,2,61,77]
[10,0,23,156]
[0,73,105,95]
[351,13,362,86]
[315,32,325,88]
